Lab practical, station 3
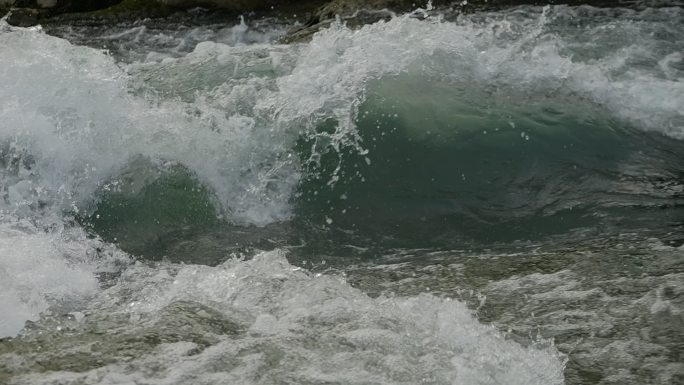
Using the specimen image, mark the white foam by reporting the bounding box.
[0,7,680,364]
[1,7,681,226]
[10,250,565,385]
[0,27,300,226]
[0,216,127,338]
[268,6,683,142]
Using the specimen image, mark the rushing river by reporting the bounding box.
[0,4,682,384]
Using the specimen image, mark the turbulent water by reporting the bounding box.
[1,4,683,385]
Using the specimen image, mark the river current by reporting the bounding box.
[0,4,682,384]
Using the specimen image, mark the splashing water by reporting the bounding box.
[0,4,683,385]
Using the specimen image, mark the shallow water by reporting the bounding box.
[1,4,683,384]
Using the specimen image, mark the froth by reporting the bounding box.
[0,27,299,225]
[1,7,681,226]
[8,250,565,385]
[273,6,683,142]
[0,216,127,338]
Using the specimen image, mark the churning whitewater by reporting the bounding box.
[1,4,683,385]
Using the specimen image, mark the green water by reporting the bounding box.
[1,4,683,385]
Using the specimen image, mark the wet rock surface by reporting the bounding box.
[2,0,679,29]
[5,7,42,26]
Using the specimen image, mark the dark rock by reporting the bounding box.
[315,0,444,19]
[33,0,326,26]
[34,0,176,25]
[281,0,441,43]
[4,0,683,38]
[157,0,327,12]
[158,0,269,10]
[6,7,44,26]
[59,0,123,13]
[280,7,396,43]
[2,0,124,12]
[280,17,333,43]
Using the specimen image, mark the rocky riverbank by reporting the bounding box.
[0,0,680,37]
[0,0,682,26]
